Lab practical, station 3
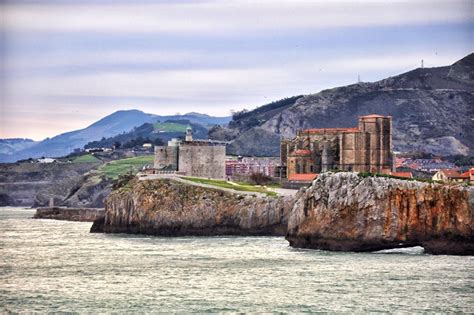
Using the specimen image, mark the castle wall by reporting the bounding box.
[154,146,179,170]
[178,145,226,179]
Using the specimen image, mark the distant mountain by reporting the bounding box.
[0,110,231,163]
[84,120,209,149]
[210,53,474,157]
[0,138,37,155]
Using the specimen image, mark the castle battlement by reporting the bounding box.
[154,128,226,179]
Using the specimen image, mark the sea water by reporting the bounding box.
[1,207,473,313]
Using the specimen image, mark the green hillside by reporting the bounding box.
[154,122,188,133]
[99,155,154,179]
[71,154,101,163]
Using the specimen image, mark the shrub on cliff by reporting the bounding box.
[357,171,434,183]
[112,172,136,190]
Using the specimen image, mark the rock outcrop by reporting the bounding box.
[91,179,294,236]
[0,161,99,207]
[34,207,105,222]
[286,172,474,255]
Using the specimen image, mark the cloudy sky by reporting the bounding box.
[1,0,472,140]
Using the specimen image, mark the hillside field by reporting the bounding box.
[154,122,188,133]
[99,155,154,179]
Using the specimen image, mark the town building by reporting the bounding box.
[460,167,474,184]
[396,158,457,172]
[432,169,465,183]
[154,127,226,179]
[37,157,56,163]
[225,157,279,177]
[281,115,393,179]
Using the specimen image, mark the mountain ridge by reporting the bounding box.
[212,53,474,157]
[0,110,231,163]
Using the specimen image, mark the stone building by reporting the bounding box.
[154,127,226,179]
[281,115,393,178]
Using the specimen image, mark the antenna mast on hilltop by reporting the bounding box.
[357,74,361,83]
[421,59,424,68]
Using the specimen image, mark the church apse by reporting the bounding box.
[281,115,393,179]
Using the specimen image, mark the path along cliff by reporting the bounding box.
[91,173,473,255]
[286,172,473,255]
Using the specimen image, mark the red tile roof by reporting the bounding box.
[391,172,413,179]
[460,168,473,178]
[302,127,359,134]
[359,114,390,118]
[440,169,461,178]
[288,173,318,181]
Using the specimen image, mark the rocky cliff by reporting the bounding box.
[286,172,474,255]
[0,161,102,207]
[212,54,474,156]
[91,179,294,236]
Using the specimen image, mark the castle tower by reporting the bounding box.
[185,126,193,142]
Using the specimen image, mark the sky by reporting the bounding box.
[1,0,473,141]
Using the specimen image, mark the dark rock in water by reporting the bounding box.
[92,179,294,236]
[286,172,474,255]
[90,216,105,233]
[34,207,105,222]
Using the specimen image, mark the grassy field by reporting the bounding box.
[99,155,154,179]
[154,122,188,133]
[181,177,278,196]
[71,154,101,163]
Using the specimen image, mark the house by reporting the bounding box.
[37,157,56,163]
[432,169,464,183]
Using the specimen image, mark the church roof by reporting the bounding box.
[302,127,359,134]
[359,114,390,118]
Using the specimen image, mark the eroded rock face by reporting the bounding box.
[92,179,294,236]
[286,172,474,255]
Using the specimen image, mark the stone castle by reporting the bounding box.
[154,127,226,179]
[281,115,393,178]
